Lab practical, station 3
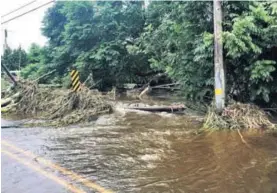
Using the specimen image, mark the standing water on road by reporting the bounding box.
[2,109,277,193]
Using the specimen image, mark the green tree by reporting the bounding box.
[42,1,151,89]
[223,2,277,103]
[139,2,214,100]
[22,1,277,106]
[28,43,43,63]
[1,46,28,70]
[21,44,54,82]
[139,1,277,104]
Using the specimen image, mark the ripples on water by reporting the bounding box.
[3,110,277,193]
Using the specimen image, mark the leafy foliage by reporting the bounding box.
[139,2,214,100]
[20,44,52,82]
[17,1,277,106]
[139,1,277,104]
[223,2,277,103]
[1,46,28,70]
[39,1,151,90]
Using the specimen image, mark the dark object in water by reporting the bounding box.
[128,105,185,113]
[1,125,20,129]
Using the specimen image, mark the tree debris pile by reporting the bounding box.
[203,103,276,131]
[2,81,112,125]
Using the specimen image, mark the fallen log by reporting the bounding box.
[151,83,180,89]
[128,105,186,113]
[34,69,56,82]
[1,103,17,113]
[1,125,20,128]
[38,84,62,88]
[138,86,151,100]
[1,92,20,107]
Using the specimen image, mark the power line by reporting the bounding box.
[1,0,37,18]
[1,0,55,25]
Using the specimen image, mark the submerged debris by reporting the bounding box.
[203,103,276,131]
[2,81,112,125]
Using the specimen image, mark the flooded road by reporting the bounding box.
[2,110,277,193]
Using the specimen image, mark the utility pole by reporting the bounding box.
[19,44,22,70]
[1,63,17,85]
[213,0,225,112]
[4,29,8,50]
[2,29,17,85]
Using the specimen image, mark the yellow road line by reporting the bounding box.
[2,140,114,193]
[1,149,86,193]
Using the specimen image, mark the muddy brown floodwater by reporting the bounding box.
[2,106,277,193]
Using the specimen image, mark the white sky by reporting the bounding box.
[1,0,54,53]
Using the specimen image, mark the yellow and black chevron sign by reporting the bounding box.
[70,70,81,92]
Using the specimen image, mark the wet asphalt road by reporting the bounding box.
[1,153,69,193]
[1,119,82,193]
[1,120,113,193]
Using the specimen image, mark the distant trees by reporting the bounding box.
[1,46,28,70]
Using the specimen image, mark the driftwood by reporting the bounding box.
[129,105,185,113]
[1,98,12,108]
[203,103,276,130]
[139,73,167,91]
[138,82,180,100]
[38,84,62,88]
[83,73,93,85]
[34,69,56,82]
[1,92,20,107]
[151,83,180,89]
[138,85,151,100]
[1,70,57,108]
[1,103,18,113]
[1,124,20,128]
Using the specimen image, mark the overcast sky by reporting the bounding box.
[1,0,54,52]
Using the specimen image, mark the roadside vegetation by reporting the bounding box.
[1,1,277,129]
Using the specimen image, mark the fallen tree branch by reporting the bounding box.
[83,73,93,85]
[1,103,18,113]
[34,69,56,82]
[38,84,62,88]
[151,83,180,89]
[1,92,20,107]
[139,85,150,100]
[237,129,251,148]
[128,105,185,113]
[89,80,101,89]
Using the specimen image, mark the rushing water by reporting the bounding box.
[2,105,277,193]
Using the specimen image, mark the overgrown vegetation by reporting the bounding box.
[2,1,277,107]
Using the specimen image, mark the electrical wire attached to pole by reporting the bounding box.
[1,0,55,25]
[1,0,37,18]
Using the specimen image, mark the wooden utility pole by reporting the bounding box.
[213,0,225,112]
[4,29,8,50]
[1,63,17,85]
[19,44,22,70]
[2,29,17,85]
